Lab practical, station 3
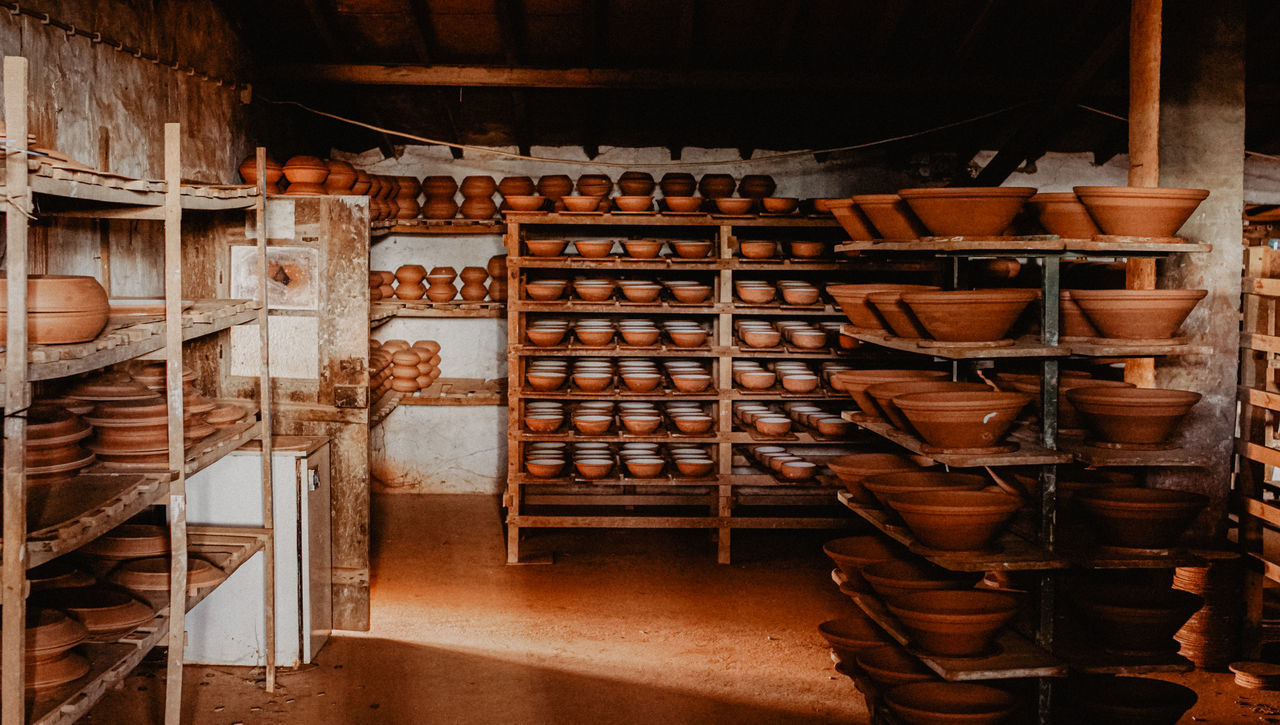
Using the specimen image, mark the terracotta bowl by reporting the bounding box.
[825,198,877,240]
[658,196,699,215]
[28,559,95,592]
[855,644,937,688]
[671,241,712,259]
[861,560,978,601]
[614,195,653,212]
[787,240,825,258]
[525,414,564,433]
[572,373,614,392]
[573,281,616,302]
[621,415,661,435]
[574,327,615,346]
[885,682,1018,725]
[1075,487,1208,549]
[1067,289,1207,339]
[826,453,922,505]
[827,284,934,329]
[525,239,568,257]
[670,373,711,393]
[897,187,1036,237]
[79,523,168,560]
[735,285,776,305]
[862,471,990,508]
[754,416,791,436]
[900,289,1039,342]
[672,415,715,435]
[625,457,665,478]
[892,391,1032,450]
[526,372,567,391]
[620,328,661,347]
[1057,676,1197,725]
[1065,386,1201,446]
[1074,585,1203,655]
[619,283,661,303]
[762,197,799,214]
[574,239,615,258]
[739,328,781,348]
[670,285,712,304]
[1006,376,1133,430]
[781,286,820,306]
[738,240,776,259]
[1059,291,1101,338]
[525,458,565,478]
[867,381,989,432]
[866,289,937,338]
[623,239,663,258]
[526,328,566,347]
[1073,186,1210,237]
[575,458,613,479]
[525,280,567,301]
[823,535,902,591]
[886,491,1023,553]
[713,197,754,215]
[504,195,544,212]
[573,415,612,435]
[886,588,1022,657]
[1028,192,1100,238]
[818,615,891,662]
[833,369,949,416]
[562,195,602,212]
[851,194,929,240]
[25,608,89,663]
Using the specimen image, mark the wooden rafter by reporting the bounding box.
[402,0,465,158]
[494,0,533,156]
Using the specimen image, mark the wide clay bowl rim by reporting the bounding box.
[818,616,889,649]
[834,369,949,385]
[1073,185,1210,201]
[892,391,1033,412]
[885,682,1017,720]
[900,288,1040,304]
[1066,288,1207,302]
[855,644,937,684]
[886,589,1022,619]
[862,471,989,497]
[1065,386,1201,408]
[851,194,905,204]
[826,453,919,480]
[1028,192,1080,203]
[897,186,1037,200]
[823,535,900,564]
[887,490,1023,516]
[1075,486,1208,511]
[861,560,974,593]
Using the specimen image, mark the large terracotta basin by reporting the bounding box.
[886,491,1023,552]
[885,682,1018,725]
[851,194,929,240]
[1028,192,1100,238]
[900,289,1039,342]
[1004,376,1133,430]
[1058,676,1197,725]
[897,187,1036,237]
[867,289,939,338]
[1074,186,1210,237]
[892,391,1032,450]
[866,381,989,432]
[827,284,939,329]
[854,644,937,688]
[817,614,891,662]
[1075,487,1208,549]
[826,452,922,505]
[823,535,902,592]
[1065,386,1201,446]
[1067,289,1207,339]
[1059,291,1100,338]
[825,198,877,240]
[885,589,1022,657]
[861,559,978,601]
[830,369,949,416]
[861,471,989,508]
[1074,585,1203,655]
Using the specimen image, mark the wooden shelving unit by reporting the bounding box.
[0,56,276,725]
[503,214,908,564]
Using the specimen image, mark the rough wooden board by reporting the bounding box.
[843,413,1071,467]
[844,327,1068,359]
[506,212,841,228]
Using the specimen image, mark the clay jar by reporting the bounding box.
[460,175,497,219]
[698,174,736,199]
[1074,186,1211,237]
[395,176,422,219]
[738,174,776,200]
[537,174,573,208]
[487,254,508,278]
[282,155,329,195]
[899,288,1039,343]
[659,172,696,197]
[1028,192,1099,238]
[323,160,357,194]
[0,274,110,345]
[459,267,489,301]
[1067,289,1207,340]
[377,271,396,299]
[422,175,458,198]
[898,186,1036,236]
[421,175,459,219]
[393,265,427,300]
[497,175,535,198]
[851,194,930,240]
[238,155,284,194]
[617,171,655,196]
[425,267,458,302]
[576,174,613,198]
[885,682,1017,725]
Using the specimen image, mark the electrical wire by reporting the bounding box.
[260,96,1032,169]
[1078,103,1280,161]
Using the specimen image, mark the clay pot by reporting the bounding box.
[900,289,1038,342]
[866,289,938,338]
[618,171,656,196]
[851,194,930,240]
[855,644,937,688]
[670,241,712,259]
[459,267,489,301]
[897,187,1036,237]
[713,198,753,215]
[537,174,573,200]
[763,197,800,214]
[394,176,422,218]
[1067,289,1206,340]
[376,271,396,299]
[1075,487,1208,549]
[1057,676,1197,725]
[487,255,508,278]
[350,170,372,196]
[282,156,328,195]
[0,274,110,344]
[1059,291,1100,338]
[663,196,702,213]
[823,535,902,592]
[669,285,712,304]
[867,381,989,432]
[826,453,922,505]
[737,240,776,260]
[487,278,507,301]
[738,175,776,199]
[394,265,427,300]
[575,239,615,257]
[422,175,458,197]
[1075,585,1203,655]
[460,175,497,198]
[818,615,891,661]
[623,240,663,258]
[893,391,1031,450]
[1074,186,1210,237]
[33,587,155,641]
[576,174,613,197]
[886,588,1022,656]
[826,198,877,240]
[862,471,989,508]
[525,239,569,257]
[830,369,949,417]
[1006,376,1133,431]
[423,197,459,219]
[323,160,358,194]
[614,195,653,212]
[460,196,498,219]
[659,173,696,197]
[886,491,1022,553]
[698,174,736,198]
[826,284,938,330]
[1066,386,1200,446]
[497,175,535,198]
[425,271,458,302]
[238,156,284,194]
[885,682,1017,725]
[504,195,545,212]
[1028,192,1099,238]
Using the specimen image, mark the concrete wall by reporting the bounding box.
[0,1,249,294]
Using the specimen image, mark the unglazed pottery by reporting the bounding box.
[1075,487,1208,549]
[855,644,937,688]
[1066,386,1200,446]
[659,173,696,197]
[33,586,155,641]
[823,535,902,591]
[323,160,357,194]
[1067,288,1206,339]
[826,198,877,240]
[1057,676,1196,725]
[239,155,284,194]
[866,381,988,431]
[886,490,1023,552]
[861,471,989,508]
[0,274,110,344]
[861,560,977,601]
[826,453,922,505]
[897,186,1036,237]
[899,289,1039,342]
[831,369,949,417]
[892,391,1031,450]
[885,682,1017,725]
[866,289,938,338]
[282,156,328,195]
[1028,192,1099,238]
[851,194,930,240]
[885,588,1021,656]
[1074,585,1203,655]
[817,614,891,661]
[1074,186,1210,237]
[698,174,735,198]
[827,284,939,330]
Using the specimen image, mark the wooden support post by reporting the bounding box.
[162,122,188,725]
[716,225,733,564]
[2,55,30,725]
[1125,0,1161,387]
[505,221,522,564]
[254,148,277,693]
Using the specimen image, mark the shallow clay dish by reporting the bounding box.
[574,240,615,258]
[1075,487,1208,549]
[663,196,702,213]
[818,615,890,661]
[897,186,1036,237]
[1074,186,1210,237]
[1005,376,1132,430]
[1066,386,1200,446]
[900,289,1038,343]
[108,556,225,594]
[1028,192,1100,238]
[823,536,902,592]
[886,490,1022,553]
[34,587,156,641]
[851,194,929,240]
[1074,585,1203,655]
[27,559,95,592]
[886,588,1021,657]
[562,196,602,212]
[525,239,569,257]
[1067,288,1206,340]
[892,391,1032,450]
[884,682,1017,725]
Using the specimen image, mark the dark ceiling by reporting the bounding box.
[218,0,1280,174]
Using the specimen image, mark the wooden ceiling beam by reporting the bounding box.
[263,64,1038,95]
[401,0,465,159]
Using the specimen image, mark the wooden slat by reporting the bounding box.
[162,122,187,725]
[843,412,1071,467]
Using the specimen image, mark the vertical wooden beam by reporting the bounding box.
[2,55,30,725]
[505,221,522,563]
[1125,0,1161,387]
[98,129,112,295]
[254,148,277,693]
[162,122,189,725]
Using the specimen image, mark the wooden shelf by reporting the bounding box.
[1064,338,1211,357]
[837,491,1066,572]
[19,160,259,214]
[843,327,1067,359]
[399,377,506,406]
[843,412,1071,467]
[1054,638,1194,675]
[18,473,171,569]
[369,391,402,428]
[506,211,842,228]
[1054,433,1208,467]
[370,299,505,324]
[512,343,722,357]
[515,474,719,487]
[372,219,507,237]
[84,402,262,477]
[834,235,1210,256]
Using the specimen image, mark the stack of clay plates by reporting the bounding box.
[128,362,217,439]
[83,399,200,466]
[32,588,155,642]
[1174,558,1243,669]
[64,371,160,404]
[22,608,90,690]
[1230,661,1280,690]
[108,556,226,596]
[78,523,168,562]
[25,404,95,483]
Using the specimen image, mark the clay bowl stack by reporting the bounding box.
[861,559,979,601]
[1066,288,1207,343]
[898,288,1039,345]
[734,280,777,305]
[129,362,217,435]
[0,274,110,345]
[1066,386,1201,450]
[851,194,930,241]
[19,608,90,690]
[897,187,1036,237]
[459,175,498,219]
[855,643,937,690]
[886,588,1022,657]
[1000,373,1132,432]
[1073,584,1203,656]
[409,340,442,389]
[369,346,393,398]
[1073,186,1210,238]
[823,535,903,593]
[862,471,990,510]
[817,612,892,664]
[826,284,939,331]
[866,287,940,338]
[826,453,926,505]
[865,381,989,433]
[884,682,1018,725]
[664,280,713,305]
[238,155,285,195]
[25,404,95,483]
[831,369,949,418]
[1027,192,1100,238]
[32,586,156,642]
[825,198,877,241]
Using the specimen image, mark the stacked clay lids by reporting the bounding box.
[238,154,285,194]
[25,404,95,483]
[376,339,441,395]
[0,274,110,345]
[68,367,217,466]
[31,587,155,642]
[128,362,220,440]
[19,608,90,690]
[281,155,328,196]
[107,555,226,595]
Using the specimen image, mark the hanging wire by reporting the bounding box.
[1078,103,1280,161]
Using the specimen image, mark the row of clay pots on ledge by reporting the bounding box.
[524,400,716,437]
[525,358,713,394]
[524,439,715,480]
[524,276,713,305]
[736,400,852,439]
[371,339,441,397]
[827,185,1210,242]
[526,318,708,349]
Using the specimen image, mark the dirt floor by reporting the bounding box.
[84,494,1280,724]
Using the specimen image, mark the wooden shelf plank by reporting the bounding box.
[1055,434,1208,467]
[399,377,505,406]
[512,344,722,358]
[373,219,507,236]
[843,412,1071,467]
[835,236,1209,256]
[21,473,171,569]
[370,300,505,321]
[19,162,258,213]
[843,326,1067,359]
[506,211,842,228]
[83,403,261,478]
